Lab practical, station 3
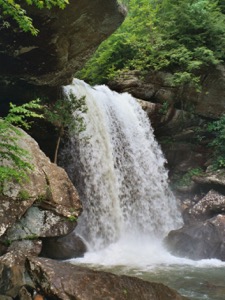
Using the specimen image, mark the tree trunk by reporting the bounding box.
[54,127,64,164]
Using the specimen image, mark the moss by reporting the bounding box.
[18,190,30,201]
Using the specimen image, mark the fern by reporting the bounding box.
[0,99,43,186]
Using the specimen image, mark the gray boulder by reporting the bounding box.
[0,128,82,247]
[165,214,225,260]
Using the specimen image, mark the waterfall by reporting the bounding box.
[62,79,182,251]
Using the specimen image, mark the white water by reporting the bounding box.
[63,78,182,250]
[62,79,225,300]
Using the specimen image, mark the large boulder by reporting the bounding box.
[0,128,82,249]
[26,257,188,300]
[165,214,225,261]
[0,0,126,106]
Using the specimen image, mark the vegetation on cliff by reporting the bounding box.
[208,115,225,169]
[78,0,225,88]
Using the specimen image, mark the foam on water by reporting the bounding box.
[70,234,225,270]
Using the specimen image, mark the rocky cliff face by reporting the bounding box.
[0,0,126,107]
[109,66,225,119]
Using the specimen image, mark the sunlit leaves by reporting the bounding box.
[0,0,69,35]
[78,0,225,87]
[0,99,43,185]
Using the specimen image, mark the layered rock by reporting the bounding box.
[109,66,225,119]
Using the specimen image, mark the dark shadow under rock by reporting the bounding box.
[40,231,87,260]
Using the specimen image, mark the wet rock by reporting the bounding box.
[41,231,87,260]
[165,214,225,260]
[27,257,187,300]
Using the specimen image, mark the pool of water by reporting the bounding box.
[69,237,225,300]
[69,262,225,299]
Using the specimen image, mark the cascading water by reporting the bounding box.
[62,79,225,300]
[62,78,182,251]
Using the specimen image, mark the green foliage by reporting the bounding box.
[208,115,225,169]
[159,101,169,115]
[175,168,203,187]
[44,93,87,163]
[0,99,43,185]
[5,99,43,129]
[24,233,38,240]
[18,189,30,200]
[67,215,77,222]
[78,0,225,87]
[0,0,69,35]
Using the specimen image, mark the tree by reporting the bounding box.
[77,0,225,88]
[44,93,87,164]
[0,0,69,35]
[0,100,43,185]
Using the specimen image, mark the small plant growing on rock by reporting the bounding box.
[67,215,77,222]
[18,190,30,201]
[44,93,87,164]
